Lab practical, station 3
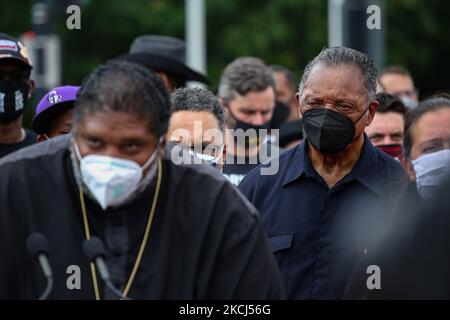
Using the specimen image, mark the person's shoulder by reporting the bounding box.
[163,158,248,202]
[371,146,409,196]
[164,156,229,184]
[0,134,70,168]
[163,159,260,218]
[373,146,406,173]
[239,144,299,188]
[24,128,37,141]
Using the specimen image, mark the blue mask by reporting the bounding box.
[412,149,450,199]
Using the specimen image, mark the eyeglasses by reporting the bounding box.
[171,141,224,164]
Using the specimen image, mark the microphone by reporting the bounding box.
[82,237,131,300]
[26,233,53,300]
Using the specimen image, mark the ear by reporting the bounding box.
[403,158,417,181]
[157,71,174,92]
[222,143,227,162]
[295,92,304,118]
[365,99,379,126]
[160,135,167,149]
[216,143,227,173]
[28,79,35,99]
[36,134,47,143]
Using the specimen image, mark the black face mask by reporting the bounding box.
[229,109,270,148]
[302,107,368,154]
[0,81,29,122]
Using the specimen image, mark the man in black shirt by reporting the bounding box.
[218,57,281,186]
[0,33,36,158]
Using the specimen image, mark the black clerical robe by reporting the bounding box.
[0,135,283,299]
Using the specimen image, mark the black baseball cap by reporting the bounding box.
[0,33,32,69]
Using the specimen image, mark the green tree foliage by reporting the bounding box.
[1,0,449,100]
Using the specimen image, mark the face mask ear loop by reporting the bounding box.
[142,136,163,171]
[72,140,83,162]
[354,103,371,125]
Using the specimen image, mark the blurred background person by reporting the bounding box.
[403,94,450,199]
[0,33,35,158]
[378,66,418,109]
[119,35,210,92]
[32,85,79,142]
[269,65,300,129]
[218,57,280,186]
[167,87,226,172]
[365,92,408,162]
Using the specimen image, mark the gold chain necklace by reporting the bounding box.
[79,159,163,300]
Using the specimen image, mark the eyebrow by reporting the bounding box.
[239,106,272,112]
[304,95,357,102]
[419,138,443,148]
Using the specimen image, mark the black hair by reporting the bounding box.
[171,87,225,132]
[376,92,408,117]
[72,60,171,137]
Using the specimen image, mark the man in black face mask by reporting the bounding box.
[239,47,409,299]
[0,33,36,158]
[218,57,281,186]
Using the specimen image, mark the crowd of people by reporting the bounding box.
[0,31,449,299]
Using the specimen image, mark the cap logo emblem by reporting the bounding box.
[0,40,18,52]
[48,90,62,104]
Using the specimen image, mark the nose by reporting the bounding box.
[323,104,338,113]
[102,146,123,159]
[383,136,394,145]
[252,113,267,126]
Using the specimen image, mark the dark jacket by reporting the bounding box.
[0,135,283,300]
[344,178,450,299]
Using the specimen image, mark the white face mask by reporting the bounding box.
[412,149,450,199]
[188,145,224,164]
[399,95,418,109]
[73,140,160,210]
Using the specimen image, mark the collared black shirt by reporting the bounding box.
[239,135,408,299]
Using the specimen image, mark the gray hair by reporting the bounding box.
[218,57,275,104]
[171,87,225,132]
[298,47,378,102]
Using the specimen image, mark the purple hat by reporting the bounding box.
[32,85,80,134]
